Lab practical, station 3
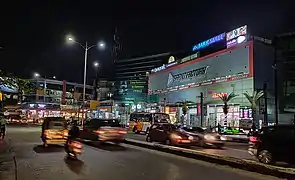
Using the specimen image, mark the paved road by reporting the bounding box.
[0,126,280,180]
[125,132,254,160]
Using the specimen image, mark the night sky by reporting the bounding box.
[0,1,292,84]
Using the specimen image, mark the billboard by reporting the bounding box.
[192,33,226,51]
[226,25,247,48]
[149,43,252,94]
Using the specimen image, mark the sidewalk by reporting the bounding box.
[0,138,16,180]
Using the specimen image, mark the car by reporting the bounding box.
[79,118,127,144]
[181,127,224,148]
[41,117,69,147]
[248,125,295,164]
[146,123,194,146]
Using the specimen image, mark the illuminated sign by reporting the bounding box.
[168,56,175,63]
[226,25,247,41]
[226,25,247,48]
[151,64,166,73]
[192,33,226,51]
[166,61,177,68]
[212,92,228,99]
[167,66,209,87]
[180,52,200,64]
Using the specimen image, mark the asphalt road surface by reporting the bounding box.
[0,126,281,180]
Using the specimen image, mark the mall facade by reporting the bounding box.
[148,39,275,128]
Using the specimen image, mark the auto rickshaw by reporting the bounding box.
[41,117,69,147]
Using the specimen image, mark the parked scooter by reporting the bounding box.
[65,140,82,159]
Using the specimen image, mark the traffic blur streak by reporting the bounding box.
[1,126,280,180]
[126,131,255,160]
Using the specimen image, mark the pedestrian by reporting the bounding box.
[0,113,7,140]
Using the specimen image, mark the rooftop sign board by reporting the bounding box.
[192,33,226,51]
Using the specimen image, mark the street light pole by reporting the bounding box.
[82,42,88,111]
[67,36,105,127]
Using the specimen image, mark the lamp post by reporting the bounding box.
[67,36,105,127]
[93,61,99,100]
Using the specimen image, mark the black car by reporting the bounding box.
[146,123,194,146]
[248,125,295,164]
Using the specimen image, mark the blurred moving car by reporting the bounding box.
[210,126,249,143]
[41,117,68,147]
[146,123,194,146]
[181,127,224,148]
[248,125,295,164]
[80,119,127,144]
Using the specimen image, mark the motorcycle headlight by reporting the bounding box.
[204,134,216,140]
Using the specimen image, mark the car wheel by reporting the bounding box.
[146,135,152,142]
[258,150,274,164]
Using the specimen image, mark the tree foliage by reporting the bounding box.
[218,92,238,115]
[243,90,264,109]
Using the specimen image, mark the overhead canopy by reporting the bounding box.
[0,85,17,93]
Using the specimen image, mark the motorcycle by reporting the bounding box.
[65,140,82,159]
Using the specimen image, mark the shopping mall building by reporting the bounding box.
[148,25,276,128]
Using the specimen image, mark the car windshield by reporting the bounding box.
[48,121,65,130]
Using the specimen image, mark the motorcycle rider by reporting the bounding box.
[65,121,80,156]
[0,113,7,140]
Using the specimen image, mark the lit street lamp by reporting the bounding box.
[67,35,105,126]
[34,72,40,78]
[93,61,99,68]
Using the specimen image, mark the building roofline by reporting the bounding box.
[116,52,171,63]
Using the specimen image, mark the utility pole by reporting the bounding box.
[197,92,204,127]
[273,37,279,125]
[263,82,268,126]
[163,97,166,113]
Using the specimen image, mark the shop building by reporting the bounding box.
[22,78,114,119]
[148,39,275,128]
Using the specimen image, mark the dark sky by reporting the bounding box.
[0,1,292,84]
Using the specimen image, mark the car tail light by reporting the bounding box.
[249,136,259,143]
[63,130,68,136]
[94,130,105,134]
[118,130,127,134]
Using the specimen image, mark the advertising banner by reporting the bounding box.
[226,25,247,48]
[149,44,251,94]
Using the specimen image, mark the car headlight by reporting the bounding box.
[188,136,194,140]
[204,134,216,140]
[220,136,227,141]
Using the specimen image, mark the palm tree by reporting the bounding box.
[218,92,238,127]
[175,100,194,126]
[243,90,264,129]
